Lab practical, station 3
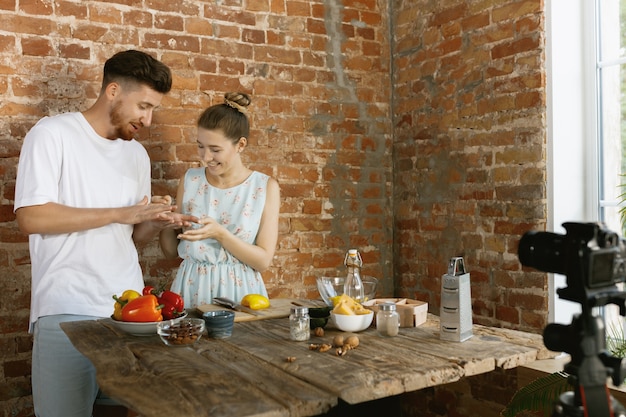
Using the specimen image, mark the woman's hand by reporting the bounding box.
[177,216,224,241]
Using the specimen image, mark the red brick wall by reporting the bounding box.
[393,0,548,334]
[0,1,393,413]
[0,0,547,415]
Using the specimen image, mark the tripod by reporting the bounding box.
[545,310,626,417]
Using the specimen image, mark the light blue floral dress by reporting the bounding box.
[170,168,269,308]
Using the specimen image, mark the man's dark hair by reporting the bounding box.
[102,50,172,94]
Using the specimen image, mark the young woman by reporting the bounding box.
[160,92,280,308]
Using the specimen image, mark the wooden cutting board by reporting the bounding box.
[196,298,324,322]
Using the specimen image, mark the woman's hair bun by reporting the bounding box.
[224,92,251,113]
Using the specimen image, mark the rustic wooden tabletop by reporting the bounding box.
[61,308,556,417]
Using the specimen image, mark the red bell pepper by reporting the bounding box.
[158,290,184,320]
[159,290,184,311]
[139,285,184,320]
[121,294,163,322]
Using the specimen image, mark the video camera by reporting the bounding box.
[519,221,626,310]
[518,222,626,417]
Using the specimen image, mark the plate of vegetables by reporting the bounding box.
[108,287,186,336]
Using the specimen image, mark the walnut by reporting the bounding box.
[345,335,359,348]
[336,347,348,356]
[318,343,332,353]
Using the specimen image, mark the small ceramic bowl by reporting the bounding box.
[330,310,374,332]
[157,317,205,346]
[202,310,236,339]
[309,306,332,329]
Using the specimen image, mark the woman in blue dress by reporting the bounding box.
[160,92,280,308]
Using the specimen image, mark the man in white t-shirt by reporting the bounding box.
[13,50,196,417]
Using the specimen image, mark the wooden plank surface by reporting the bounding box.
[61,312,556,416]
[62,319,337,417]
[227,314,556,404]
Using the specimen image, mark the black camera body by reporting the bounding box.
[518,222,626,417]
[519,222,626,309]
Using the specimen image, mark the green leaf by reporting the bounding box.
[501,371,570,417]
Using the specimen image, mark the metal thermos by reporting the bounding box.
[440,257,473,342]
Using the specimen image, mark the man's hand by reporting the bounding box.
[152,211,199,231]
[121,196,177,225]
[151,195,173,205]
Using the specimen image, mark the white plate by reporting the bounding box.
[108,311,187,336]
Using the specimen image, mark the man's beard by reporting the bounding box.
[110,101,137,141]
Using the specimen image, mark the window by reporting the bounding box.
[597,0,626,233]
[596,0,626,340]
[548,0,625,333]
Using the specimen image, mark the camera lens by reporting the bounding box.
[543,323,574,353]
[518,230,567,275]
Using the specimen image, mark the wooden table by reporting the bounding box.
[61,313,556,417]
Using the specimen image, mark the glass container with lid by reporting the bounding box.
[376,302,399,337]
[289,306,310,341]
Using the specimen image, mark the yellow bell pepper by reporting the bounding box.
[112,289,141,320]
[113,302,124,321]
[241,294,270,310]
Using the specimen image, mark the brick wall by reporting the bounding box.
[0,0,547,415]
[393,0,548,335]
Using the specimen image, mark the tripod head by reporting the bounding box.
[519,222,626,417]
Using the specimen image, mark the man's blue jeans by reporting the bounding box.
[32,314,115,417]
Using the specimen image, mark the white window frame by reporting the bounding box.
[547,0,624,327]
[547,0,597,325]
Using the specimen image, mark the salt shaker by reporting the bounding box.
[376,302,399,337]
[289,306,310,341]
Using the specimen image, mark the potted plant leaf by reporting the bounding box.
[501,371,570,417]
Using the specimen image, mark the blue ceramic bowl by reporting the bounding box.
[202,310,235,339]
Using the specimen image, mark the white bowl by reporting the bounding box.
[108,311,187,336]
[330,310,374,332]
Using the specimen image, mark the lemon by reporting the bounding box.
[241,294,270,310]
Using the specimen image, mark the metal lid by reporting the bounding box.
[379,302,396,311]
[290,306,308,315]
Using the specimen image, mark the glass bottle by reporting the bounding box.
[377,302,399,337]
[343,249,364,302]
[289,306,310,341]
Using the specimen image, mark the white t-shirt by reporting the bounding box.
[14,112,150,331]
